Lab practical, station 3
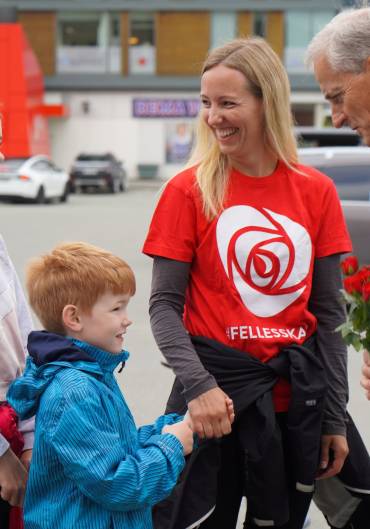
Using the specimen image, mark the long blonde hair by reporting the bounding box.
[188,37,298,219]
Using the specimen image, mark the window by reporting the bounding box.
[253,12,267,38]
[57,12,121,74]
[59,14,99,46]
[211,13,237,48]
[285,11,335,72]
[32,160,52,171]
[77,154,112,162]
[128,12,155,74]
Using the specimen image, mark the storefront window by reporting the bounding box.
[57,12,121,74]
[253,12,267,38]
[211,12,236,48]
[129,12,155,74]
[285,11,335,72]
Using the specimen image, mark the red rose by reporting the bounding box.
[341,256,359,276]
[344,268,369,295]
[344,275,357,294]
[363,282,370,302]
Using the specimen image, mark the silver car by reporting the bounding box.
[298,146,370,264]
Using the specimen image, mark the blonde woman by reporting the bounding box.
[143,38,354,529]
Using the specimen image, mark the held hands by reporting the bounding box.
[316,434,349,480]
[188,387,235,439]
[0,447,28,506]
[360,350,370,400]
[162,419,194,456]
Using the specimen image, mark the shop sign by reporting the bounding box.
[133,99,200,118]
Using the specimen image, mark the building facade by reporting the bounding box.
[0,0,350,178]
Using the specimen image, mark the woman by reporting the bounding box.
[143,37,351,529]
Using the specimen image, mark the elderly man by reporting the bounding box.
[307,7,370,146]
[306,8,370,529]
[307,6,370,404]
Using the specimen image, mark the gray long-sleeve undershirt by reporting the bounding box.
[149,254,348,435]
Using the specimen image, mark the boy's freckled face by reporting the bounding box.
[78,292,132,354]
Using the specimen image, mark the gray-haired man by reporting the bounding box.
[307,7,370,529]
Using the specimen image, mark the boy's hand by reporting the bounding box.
[162,420,194,456]
[0,447,28,506]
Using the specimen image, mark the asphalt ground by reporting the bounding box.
[0,181,368,529]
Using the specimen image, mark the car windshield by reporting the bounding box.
[0,158,26,171]
[76,155,110,162]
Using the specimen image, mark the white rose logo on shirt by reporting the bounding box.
[216,205,312,317]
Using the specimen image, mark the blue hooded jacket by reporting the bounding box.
[7,331,185,529]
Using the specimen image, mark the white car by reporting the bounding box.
[0,155,70,203]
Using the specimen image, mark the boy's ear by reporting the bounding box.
[62,305,82,332]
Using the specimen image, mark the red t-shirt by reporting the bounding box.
[143,162,352,410]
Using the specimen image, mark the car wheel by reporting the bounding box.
[119,178,127,192]
[60,183,69,203]
[108,179,120,194]
[34,186,46,204]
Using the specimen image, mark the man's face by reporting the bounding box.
[314,55,370,146]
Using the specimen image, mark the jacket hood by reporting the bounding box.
[7,331,129,420]
[28,331,95,365]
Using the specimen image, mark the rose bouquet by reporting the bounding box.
[337,256,370,351]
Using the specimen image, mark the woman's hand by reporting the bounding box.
[20,449,32,470]
[0,447,27,506]
[316,434,349,480]
[188,387,234,439]
[360,350,370,400]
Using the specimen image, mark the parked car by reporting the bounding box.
[298,146,370,264]
[341,201,370,266]
[298,146,370,201]
[295,127,362,147]
[0,155,70,204]
[69,153,127,193]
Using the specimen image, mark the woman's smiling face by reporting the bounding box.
[200,64,266,170]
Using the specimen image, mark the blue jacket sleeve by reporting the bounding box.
[137,413,184,445]
[49,390,185,512]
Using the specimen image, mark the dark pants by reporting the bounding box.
[198,413,312,529]
[198,428,244,529]
[0,498,10,529]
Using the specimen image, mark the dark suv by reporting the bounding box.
[69,153,127,193]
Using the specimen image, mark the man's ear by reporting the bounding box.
[365,56,370,74]
[62,305,82,333]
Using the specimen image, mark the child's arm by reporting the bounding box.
[138,396,234,446]
[137,413,183,445]
[50,389,186,512]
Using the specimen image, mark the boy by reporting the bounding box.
[7,241,194,529]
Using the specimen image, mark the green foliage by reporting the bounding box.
[336,290,370,352]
